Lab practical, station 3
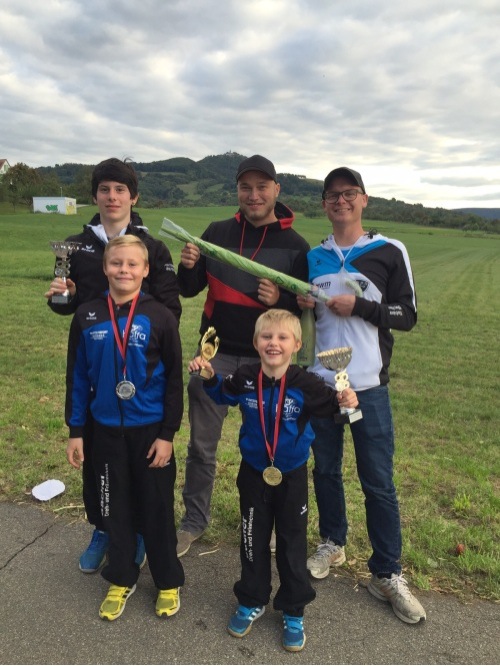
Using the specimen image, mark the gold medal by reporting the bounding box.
[262,465,283,486]
[258,368,287,488]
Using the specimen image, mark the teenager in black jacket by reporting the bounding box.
[45,158,181,573]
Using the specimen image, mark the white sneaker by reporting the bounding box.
[367,573,426,624]
[307,540,346,579]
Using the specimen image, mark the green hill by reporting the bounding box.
[4,153,500,233]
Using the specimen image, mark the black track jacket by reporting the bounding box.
[48,212,181,323]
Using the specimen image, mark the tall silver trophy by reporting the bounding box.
[49,241,81,304]
[317,346,363,424]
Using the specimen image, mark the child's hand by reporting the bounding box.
[67,437,84,469]
[188,355,214,379]
[147,438,173,468]
[337,387,359,409]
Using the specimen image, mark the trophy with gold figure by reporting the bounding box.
[197,327,220,379]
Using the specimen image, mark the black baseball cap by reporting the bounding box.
[323,167,366,196]
[236,155,277,182]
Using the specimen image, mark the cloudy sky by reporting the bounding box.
[1,0,499,209]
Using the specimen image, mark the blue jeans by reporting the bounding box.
[310,385,402,575]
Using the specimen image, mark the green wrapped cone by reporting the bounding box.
[159,217,330,303]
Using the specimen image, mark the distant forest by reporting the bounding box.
[2,152,499,233]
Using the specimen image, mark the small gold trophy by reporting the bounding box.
[49,241,81,304]
[317,346,363,424]
[198,327,220,379]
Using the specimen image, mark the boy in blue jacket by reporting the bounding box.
[66,235,184,621]
[188,309,358,652]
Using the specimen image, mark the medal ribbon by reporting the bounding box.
[239,219,269,260]
[107,292,140,379]
[257,368,286,465]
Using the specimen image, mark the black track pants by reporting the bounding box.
[234,460,316,616]
[92,420,184,590]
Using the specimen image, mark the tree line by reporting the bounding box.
[1,155,499,234]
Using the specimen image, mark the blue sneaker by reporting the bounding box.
[79,530,109,573]
[227,605,265,637]
[135,534,147,568]
[282,614,306,652]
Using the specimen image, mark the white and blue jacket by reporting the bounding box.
[308,232,417,391]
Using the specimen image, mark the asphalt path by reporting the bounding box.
[0,502,498,665]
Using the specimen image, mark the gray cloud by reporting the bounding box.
[1,0,499,208]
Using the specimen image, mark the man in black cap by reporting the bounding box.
[299,166,426,624]
[176,155,310,556]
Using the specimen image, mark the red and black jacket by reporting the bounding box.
[178,203,310,357]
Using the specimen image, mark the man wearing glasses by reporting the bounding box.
[300,167,426,624]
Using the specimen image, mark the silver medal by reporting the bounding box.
[116,380,136,400]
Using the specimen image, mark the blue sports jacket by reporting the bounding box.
[66,292,183,441]
[203,364,340,473]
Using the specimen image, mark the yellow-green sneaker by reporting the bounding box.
[156,587,180,618]
[99,584,136,621]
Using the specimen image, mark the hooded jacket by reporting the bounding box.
[178,203,310,356]
[308,232,417,390]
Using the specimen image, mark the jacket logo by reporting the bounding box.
[129,324,147,342]
[81,245,95,253]
[86,312,97,320]
[357,280,369,292]
[90,330,108,341]
[245,380,255,390]
[283,397,300,419]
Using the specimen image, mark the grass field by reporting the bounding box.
[0,206,498,601]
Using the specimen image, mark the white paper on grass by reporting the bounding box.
[32,479,65,501]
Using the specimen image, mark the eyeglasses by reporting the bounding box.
[323,188,363,203]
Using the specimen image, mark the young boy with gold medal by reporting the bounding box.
[188,309,358,652]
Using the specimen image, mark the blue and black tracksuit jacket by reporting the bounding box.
[203,363,341,473]
[65,291,183,441]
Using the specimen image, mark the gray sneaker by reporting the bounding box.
[307,540,346,579]
[367,573,426,624]
[176,529,202,557]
